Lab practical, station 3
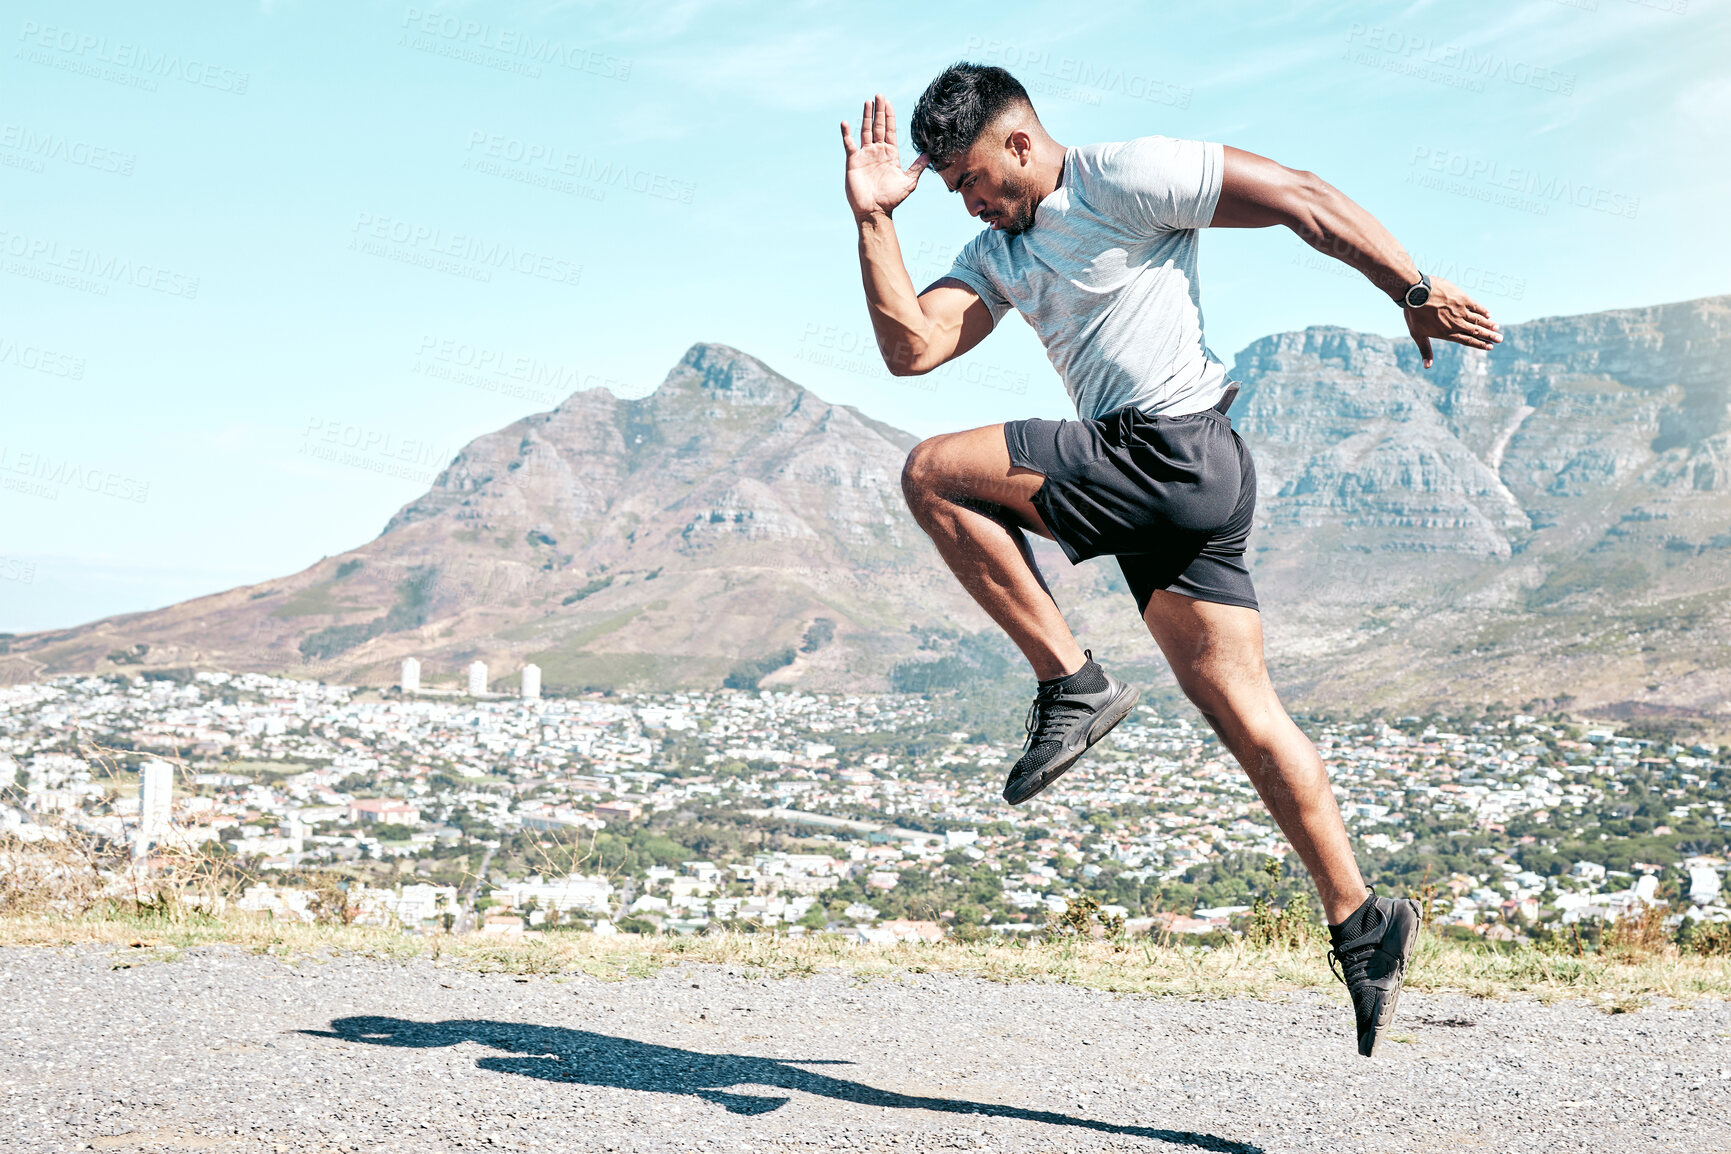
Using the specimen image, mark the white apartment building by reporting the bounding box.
[135,760,174,858]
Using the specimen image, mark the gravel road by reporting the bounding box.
[3,944,1728,1153]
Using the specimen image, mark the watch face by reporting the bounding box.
[1406,284,1431,308]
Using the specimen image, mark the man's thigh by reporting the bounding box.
[1140,589,1274,712]
[903,424,1053,537]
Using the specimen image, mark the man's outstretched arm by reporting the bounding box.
[841,94,995,376]
[1213,146,1501,368]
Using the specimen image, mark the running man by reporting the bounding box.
[839,64,1501,1056]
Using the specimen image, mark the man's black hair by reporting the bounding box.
[909,62,1035,170]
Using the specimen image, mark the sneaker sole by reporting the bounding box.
[1003,682,1139,805]
[1360,899,1422,1058]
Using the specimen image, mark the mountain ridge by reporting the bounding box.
[5,293,1730,723]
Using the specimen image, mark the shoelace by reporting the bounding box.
[1022,682,1090,750]
[1327,941,1374,987]
[1327,896,1385,987]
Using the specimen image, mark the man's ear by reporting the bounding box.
[1006,128,1034,165]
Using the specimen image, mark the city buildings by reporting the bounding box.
[1,670,1724,940]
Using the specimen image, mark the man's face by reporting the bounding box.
[937,131,1042,236]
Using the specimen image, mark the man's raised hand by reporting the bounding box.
[840,93,929,222]
[1405,276,1503,368]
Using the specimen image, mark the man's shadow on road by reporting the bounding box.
[306,1016,1263,1153]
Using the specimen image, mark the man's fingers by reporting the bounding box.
[1440,298,1501,342]
[840,121,857,156]
[1435,329,1495,352]
[1444,318,1493,341]
[908,153,930,178]
[1456,318,1502,344]
[1454,294,1500,335]
[884,96,898,146]
[860,101,871,147]
[1414,334,1434,368]
[872,93,887,144]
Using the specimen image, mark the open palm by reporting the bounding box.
[841,94,929,221]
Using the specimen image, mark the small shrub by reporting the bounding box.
[1604,902,1672,962]
[562,576,613,605]
[1686,920,1731,957]
[1041,895,1126,945]
[305,877,361,926]
[1049,895,1101,939]
[1246,858,1321,949]
[1406,864,1441,928]
[800,618,836,653]
[107,643,149,665]
[723,648,795,690]
[299,622,380,661]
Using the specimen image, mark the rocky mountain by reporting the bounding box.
[1,344,1000,693]
[1236,293,1731,722]
[4,295,1729,722]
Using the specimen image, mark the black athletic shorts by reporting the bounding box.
[1003,391,1258,615]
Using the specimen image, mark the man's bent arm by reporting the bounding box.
[840,93,994,376]
[856,211,993,375]
[1212,145,1500,365]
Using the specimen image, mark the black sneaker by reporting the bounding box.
[1327,890,1421,1057]
[1002,651,1138,805]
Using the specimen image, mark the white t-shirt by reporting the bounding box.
[941,135,1229,420]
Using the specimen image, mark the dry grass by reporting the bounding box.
[5,801,1724,1012]
[3,905,1728,1010]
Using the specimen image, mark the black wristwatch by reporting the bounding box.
[1398,272,1431,309]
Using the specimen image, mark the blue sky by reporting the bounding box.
[3,0,1726,632]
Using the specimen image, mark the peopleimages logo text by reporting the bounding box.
[0,333,86,379]
[0,445,148,502]
[1410,147,1639,220]
[301,417,454,469]
[349,213,582,286]
[0,227,200,297]
[399,8,630,80]
[16,20,250,94]
[0,123,135,175]
[963,36,1191,108]
[463,132,695,204]
[415,336,625,395]
[1345,24,1576,96]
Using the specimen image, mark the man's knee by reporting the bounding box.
[900,436,950,515]
[1176,661,1273,731]
[1179,679,1232,733]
